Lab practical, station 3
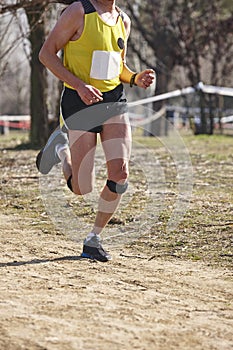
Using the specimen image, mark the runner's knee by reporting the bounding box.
[106,163,129,194]
[109,162,129,182]
[106,179,128,194]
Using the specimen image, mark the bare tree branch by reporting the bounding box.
[0,0,76,14]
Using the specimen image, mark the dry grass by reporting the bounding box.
[0,130,232,268]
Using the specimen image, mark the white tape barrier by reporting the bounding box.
[130,107,166,126]
[0,115,30,121]
[128,83,233,109]
[221,115,233,123]
[196,82,233,97]
[0,83,232,129]
[128,87,196,107]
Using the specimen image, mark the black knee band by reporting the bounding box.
[67,175,73,192]
[106,180,128,194]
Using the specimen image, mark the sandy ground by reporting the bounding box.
[0,133,232,349]
[0,212,232,350]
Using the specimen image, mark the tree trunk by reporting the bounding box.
[25,6,49,147]
[150,69,169,137]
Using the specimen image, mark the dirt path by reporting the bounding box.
[0,133,232,349]
[0,212,232,350]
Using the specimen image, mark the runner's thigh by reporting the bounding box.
[100,114,132,180]
[69,130,97,194]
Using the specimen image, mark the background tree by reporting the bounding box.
[1,0,232,139]
[0,0,78,145]
[1,1,50,146]
[25,4,49,147]
[124,0,233,134]
[0,8,29,115]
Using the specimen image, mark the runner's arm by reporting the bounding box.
[119,12,155,89]
[39,3,84,90]
[119,12,135,83]
[39,2,103,104]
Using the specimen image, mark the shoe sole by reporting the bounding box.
[36,148,60,175]
[81,252,111,262]
[36,129,67,174]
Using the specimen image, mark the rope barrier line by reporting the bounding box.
[196,82,233,97]
[130,107,166,126]
[128,87,196,107]
[0,83,232,131]
[128,83,233,108]
[0,120,30,130]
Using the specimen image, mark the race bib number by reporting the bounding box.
[90,50,121,80]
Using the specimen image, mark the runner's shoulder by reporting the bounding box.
[61,1,85,19]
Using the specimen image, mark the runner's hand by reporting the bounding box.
[135,69,155,89]
[76,83,103,105]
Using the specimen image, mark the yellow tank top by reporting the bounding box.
[63,0,126,92]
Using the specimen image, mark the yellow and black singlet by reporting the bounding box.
[63,0,126,92]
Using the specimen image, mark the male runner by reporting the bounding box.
[36,0,155,262]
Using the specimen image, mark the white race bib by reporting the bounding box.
[90,50,121,80]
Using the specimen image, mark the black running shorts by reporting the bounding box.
[61,83,128,133]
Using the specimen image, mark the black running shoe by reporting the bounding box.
[81,235,112,262]
[36,128,68,175]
